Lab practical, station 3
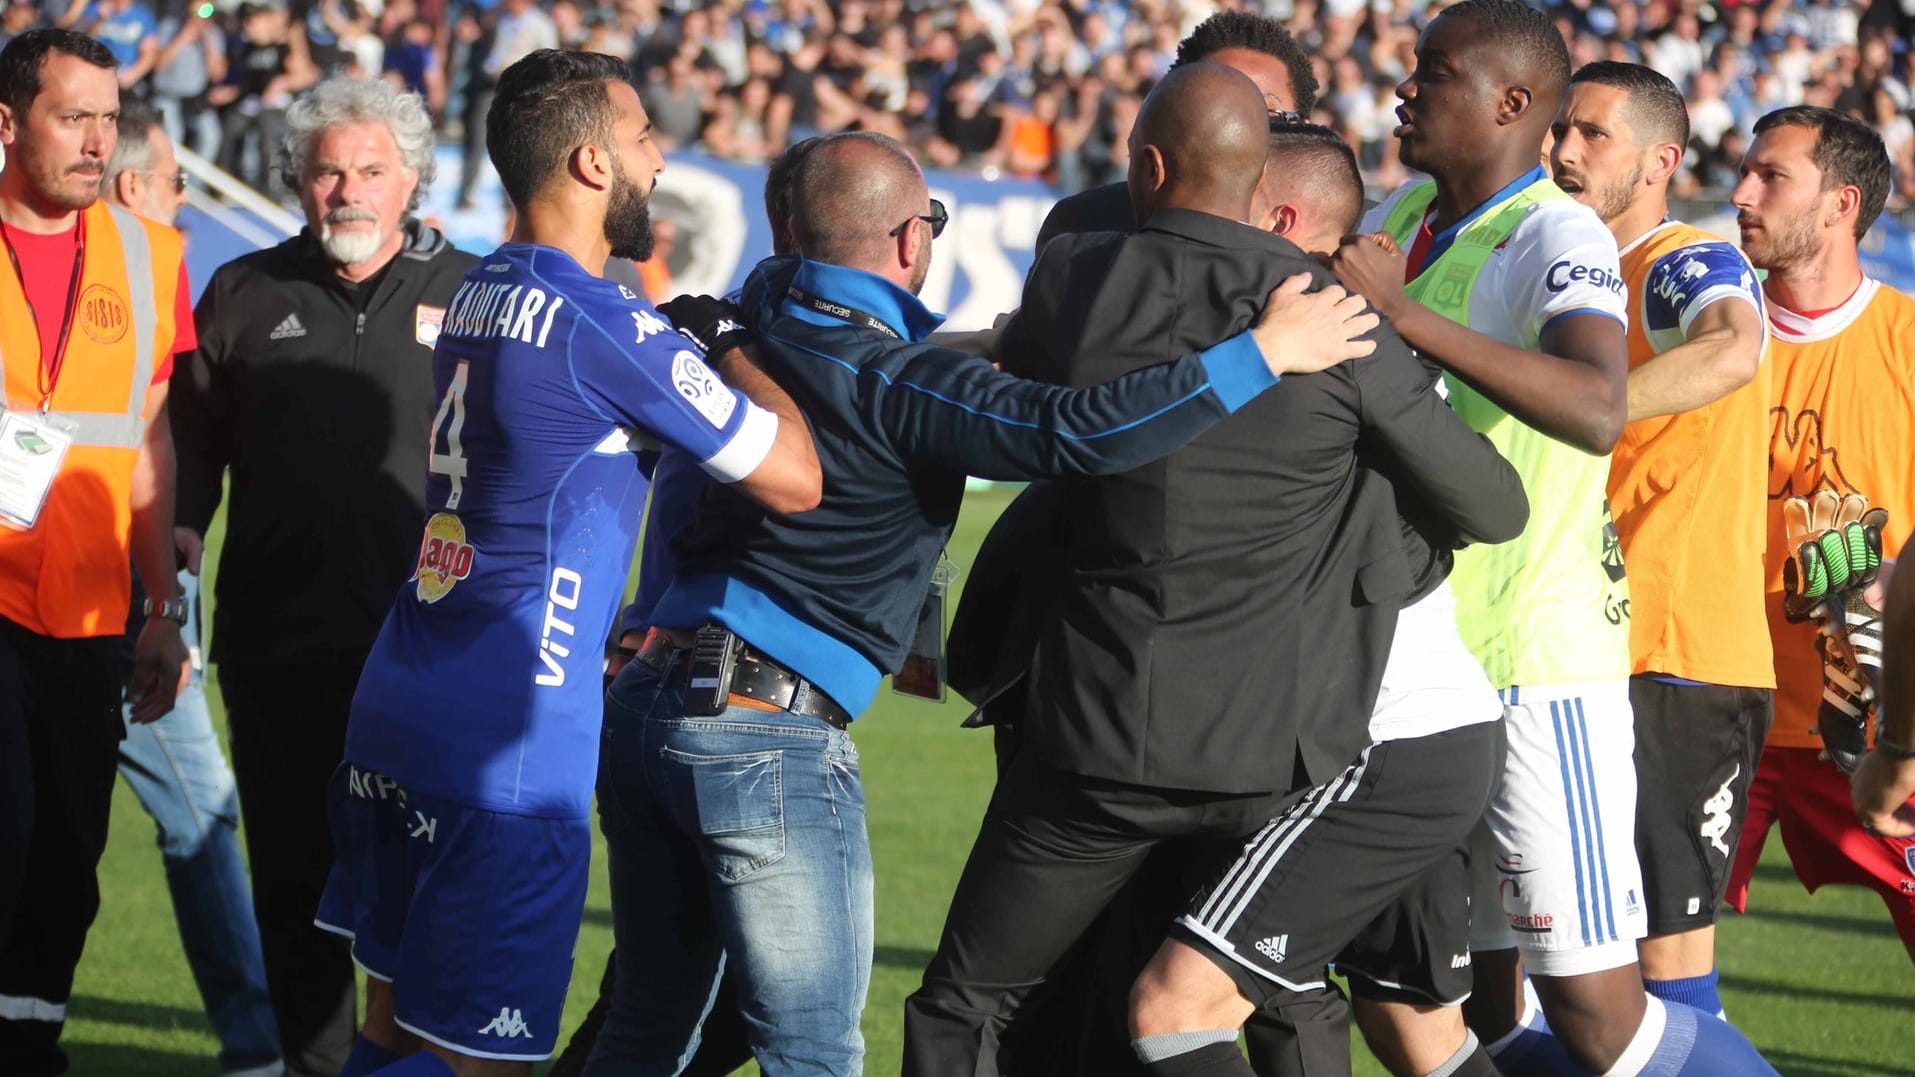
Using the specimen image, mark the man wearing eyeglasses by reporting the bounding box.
[101,97,287,1077]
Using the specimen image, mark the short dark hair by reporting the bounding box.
[764,136,820,255]
[105,98,164,178]
[1439,0,1571,100]
[1569,61,1689,148]
[486,49,632,207]
[1754,105,1891,238]
[1171,12,1318,116]
[0,28,117,118]
[1267,122,1364,237]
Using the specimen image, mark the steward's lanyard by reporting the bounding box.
[787,284,901,340]
[1,216,87,415]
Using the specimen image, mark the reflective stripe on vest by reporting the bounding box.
[0,204,157,448]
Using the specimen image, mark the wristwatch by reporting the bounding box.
[142,596,188,625]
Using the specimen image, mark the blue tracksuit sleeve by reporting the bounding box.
[877,330,1277,481]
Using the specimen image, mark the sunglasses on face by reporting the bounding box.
[891,197,948,239]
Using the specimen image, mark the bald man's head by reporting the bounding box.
[1127,62,1271,224]
[1253,123,1364,254]
[789,131,934,291]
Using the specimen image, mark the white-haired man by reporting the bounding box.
[170,75,478,1077]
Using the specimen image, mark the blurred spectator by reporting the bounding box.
[453,0,552,208]
[150,7,227,159]
[65,0,158,87]
[209,1,314,193]
[642,49,705,147]
[380,0,443,116]
[24,0,1914,218]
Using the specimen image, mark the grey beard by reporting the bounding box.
[322,222,386,266]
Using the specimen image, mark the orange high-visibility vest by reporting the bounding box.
[0,200,183,639]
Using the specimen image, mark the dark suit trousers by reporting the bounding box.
[903,754,1349,1077]
[220,661,359,1077]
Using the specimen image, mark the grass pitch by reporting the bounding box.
[64,486,1915,1075]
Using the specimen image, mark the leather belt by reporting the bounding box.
[636,626,853,729]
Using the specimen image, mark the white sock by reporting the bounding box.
[1605,994,1667,1077]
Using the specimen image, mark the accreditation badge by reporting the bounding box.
[0,409,72,530]
[892,555,960,702]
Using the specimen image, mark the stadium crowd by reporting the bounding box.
[2,0,1915,206]
[8,0,1915,1075]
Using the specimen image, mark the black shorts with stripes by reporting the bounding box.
[1171,720,1503,1007]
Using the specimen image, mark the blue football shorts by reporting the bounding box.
[315,762,590,1061]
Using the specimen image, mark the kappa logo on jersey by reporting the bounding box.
[478,1007,532,1039]
[633,308,670,342]
[1545,259,1625,296]
[1699,764,1740,857]
[413,512,476,604]
[671,350,737,427]
[416,304,446,347]
[1254,935,1289,963]
[270,313,307,340]
[1769,407,1858,500]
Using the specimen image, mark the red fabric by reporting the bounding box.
[1769,283,1862,336]
[1403,217,1437,281]
[4,222,192,387]
[3,222,81,376]
[1725,747,1915,948]
[158,260,196,385]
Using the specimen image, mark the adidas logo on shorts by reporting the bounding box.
[478,1006,532,1039]
[1254,935,1289,963]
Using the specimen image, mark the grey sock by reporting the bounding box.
[1132,1029,1240,1063]
[1424,1030,1485,1077]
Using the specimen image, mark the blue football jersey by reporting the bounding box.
[346,243,778,818]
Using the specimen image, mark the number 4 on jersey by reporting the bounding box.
[429,360,471,509]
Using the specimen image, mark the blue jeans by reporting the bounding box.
[587,656,873,1077]
[119,572,282,1076]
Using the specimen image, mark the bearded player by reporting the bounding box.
[1549,61,1774,1016]
[313,50,820,1077]
[1725,105,1915,962]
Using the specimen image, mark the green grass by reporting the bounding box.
[66,486,1915,1075]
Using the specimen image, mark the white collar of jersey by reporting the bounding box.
[1767,276,1878,342]
[1617,219,1680,258]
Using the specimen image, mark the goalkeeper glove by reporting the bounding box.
[1781,491,1887,622]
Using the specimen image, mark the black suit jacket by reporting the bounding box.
[1034,182,1135,252]
[998,209,1525,793]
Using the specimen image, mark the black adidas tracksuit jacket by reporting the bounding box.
[172,219,478,664]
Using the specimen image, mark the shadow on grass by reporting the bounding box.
[1722,972,1913,1008]
[59,1041,211,1077]
[67,994,209,1032]
[874,945,934,972]
[1733,905,1902,941]
[1762,1048,1914,1077]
